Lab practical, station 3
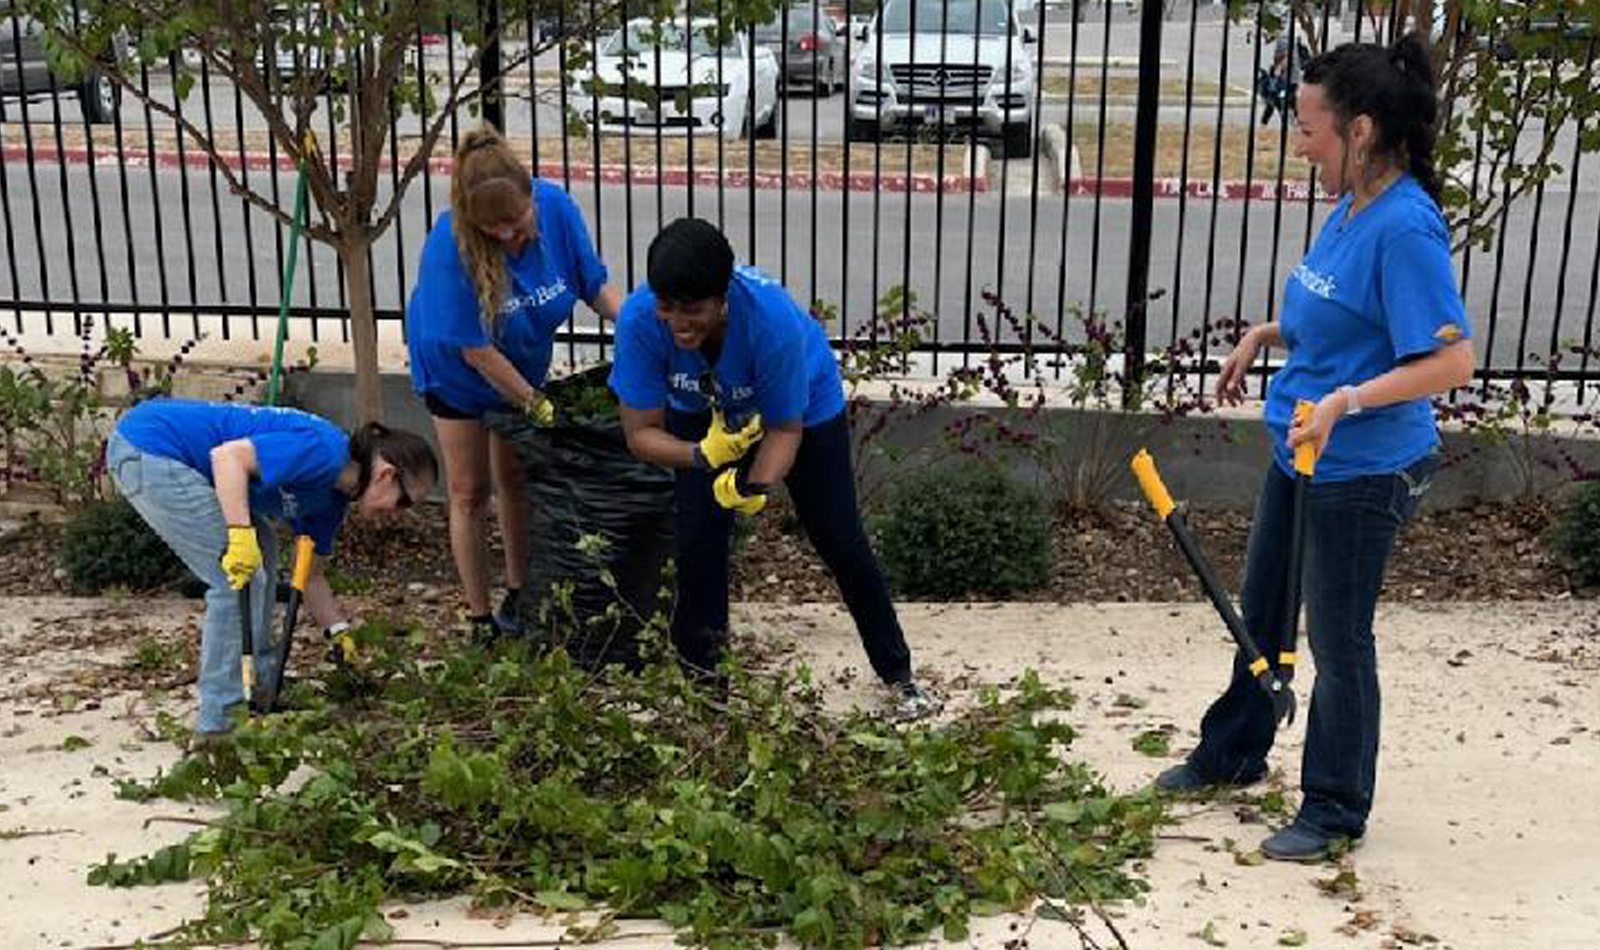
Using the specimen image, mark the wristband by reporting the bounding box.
[1338,384,1362,416]
[692,445,712,471]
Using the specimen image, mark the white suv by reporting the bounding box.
[848,0,1037,158]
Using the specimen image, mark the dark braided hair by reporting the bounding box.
[1301,31,1442,205]
[347,422,438,500]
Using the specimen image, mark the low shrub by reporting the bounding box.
[872,462,1053,599]
[1550,479,1600,587]
[60,496,185,593]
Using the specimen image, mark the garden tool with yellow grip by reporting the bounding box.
[1130,400,1320,727]
[222,524,261,717]
[257,535,317,711]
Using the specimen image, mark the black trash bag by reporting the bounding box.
[486,364,674,669]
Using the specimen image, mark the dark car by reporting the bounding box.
[753,7,847,96]
[0,11,120,123]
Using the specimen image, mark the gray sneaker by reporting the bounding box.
[889,680,942,720]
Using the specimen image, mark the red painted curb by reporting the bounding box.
[1067,176,1337,202]
[0,143,988,195]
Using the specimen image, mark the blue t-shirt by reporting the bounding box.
[1266,175,1471,481]
[609,265,846,427]
[406,179,608,416]
[115,399,352,554]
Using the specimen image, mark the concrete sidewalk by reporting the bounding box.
[2,596,1596,950]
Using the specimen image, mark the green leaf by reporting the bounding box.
[1278,929,1309,947]
[534,890,588,911]
[60,735,92,752]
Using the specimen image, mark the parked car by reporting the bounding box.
[752,6,847,96]
[575,19,779,140]
[848,0,1037,157]
[0,12,121,123]
[261,5,346,89]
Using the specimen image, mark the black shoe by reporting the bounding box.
[493,589,524,636]
[888,680,942,720]
[470,614,503,647]
[1260,823,1363,863]
[1153,761,1266,794]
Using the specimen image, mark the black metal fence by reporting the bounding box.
[1,0,1596,387]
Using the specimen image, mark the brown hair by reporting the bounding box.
[450,126,535,331]
[348,422,439,499]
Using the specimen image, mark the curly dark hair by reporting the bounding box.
[1301,31,1441,204]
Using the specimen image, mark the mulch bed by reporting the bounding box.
[1,493,1577,609]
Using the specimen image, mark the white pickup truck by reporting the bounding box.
[848,0,1037,158]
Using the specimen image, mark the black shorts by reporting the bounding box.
[423,391,478,420]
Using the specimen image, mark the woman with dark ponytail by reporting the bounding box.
[1154,32,1476,861]
[107,399,438,739]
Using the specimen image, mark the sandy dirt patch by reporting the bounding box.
[1,596,1596,950]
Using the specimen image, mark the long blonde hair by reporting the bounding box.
[450,126,535,331]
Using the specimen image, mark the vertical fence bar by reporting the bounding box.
[1086,4,1112,314]
[716,0,726,230]
[783,4,795,288]
[0,50,21,332]
[1169,0,1201,377]
[8,15,53,332]
[1577,195,1600,401]
[683,1,694,222]
[836,0,850,346]
[1546,112,1588,401]
[807,0,820,310]
[1195,9,1230,396]
[167,54,201,338]
[138,42,171,337]
[69,2,110,323]
[1051,0,1084,380]
[1122,0,1164,403]
[1235,7,1264,396]
[928,0,950,372]
[992,0,1016,323]
[198,58,228,335]
[115,47,142,338]
[958,0,982,367]
[1261,12,1296,347]
[481,0,504,132]
[45,22,83,332]
[1021,0,1050,332]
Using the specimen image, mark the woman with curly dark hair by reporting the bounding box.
[1154,33,1476,862]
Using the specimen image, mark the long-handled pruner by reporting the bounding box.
[238,582,255,715]
[264,535,315,711]
[1131,449,1297,726]
[1278,401,1319,693]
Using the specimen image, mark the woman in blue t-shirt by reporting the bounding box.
[1154,34,1476,861]
[107,399,438,738]
[609,218,936,719]
[406,127,621,642]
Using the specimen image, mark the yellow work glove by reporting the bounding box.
[524,389,556,427]
[694,409,764,470]
[712,468,769,516]
[220,525,262,590]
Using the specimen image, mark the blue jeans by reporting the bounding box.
[666,409,913,684]
[1186,449,1439,839]
[106,432,283,733]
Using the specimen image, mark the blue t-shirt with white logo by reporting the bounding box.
[115,399,351,554]
[1267,175,1471,481]
[406,179,608,416]
[608,265,846,427]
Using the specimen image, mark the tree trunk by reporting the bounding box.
[338,233,384,424]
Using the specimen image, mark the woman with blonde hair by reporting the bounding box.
[407,126,622,641]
